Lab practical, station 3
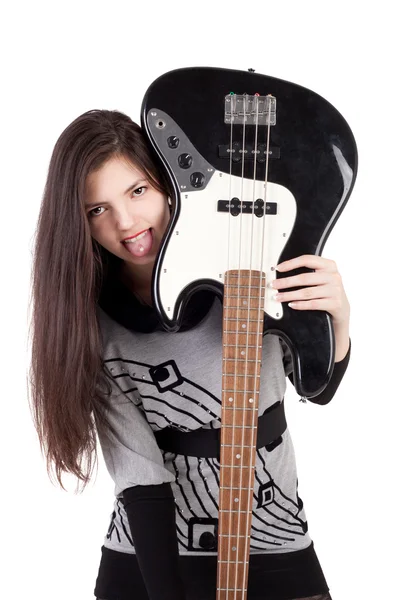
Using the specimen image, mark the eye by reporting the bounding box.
[132,186,147,197]
[88,206,105,218]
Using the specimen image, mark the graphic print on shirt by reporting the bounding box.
[169,450,307,552]
[106,501,133,547]
[104,354,308,553]
[105,356,222,430]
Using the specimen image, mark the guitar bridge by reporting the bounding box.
[225,94,276,125]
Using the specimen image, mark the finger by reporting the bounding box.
[287,297,337,311]
[275,284,333,303]
[271,272,332,290]
[276,255,336,272]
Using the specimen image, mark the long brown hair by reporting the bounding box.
[28,109,170,492]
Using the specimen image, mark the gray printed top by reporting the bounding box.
[94,294,326,557]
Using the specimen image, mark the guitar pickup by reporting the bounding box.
[218,198,277,217]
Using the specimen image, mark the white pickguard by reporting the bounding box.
[159,170,297,320]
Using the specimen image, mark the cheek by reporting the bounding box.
[161,205,171,229]
[89,223,111,248]
[153,199,170,225]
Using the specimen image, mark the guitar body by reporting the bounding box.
[141,66,357,398]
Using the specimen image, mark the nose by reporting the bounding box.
[114,204,138,232]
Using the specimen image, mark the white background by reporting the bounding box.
[1,1,399,599]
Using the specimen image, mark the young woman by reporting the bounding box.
[29,109,351,600]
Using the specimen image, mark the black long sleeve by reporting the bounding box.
[122,482,186,600]
[289,338,352,405]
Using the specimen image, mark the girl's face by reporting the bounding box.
[85,156,170,274]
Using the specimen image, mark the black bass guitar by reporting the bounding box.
[141,66,357,600]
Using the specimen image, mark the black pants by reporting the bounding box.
[97,596,332,600]
[94,542,331,600]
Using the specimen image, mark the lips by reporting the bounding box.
[122,228,148,242]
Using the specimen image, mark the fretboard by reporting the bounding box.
[216,270,265,600]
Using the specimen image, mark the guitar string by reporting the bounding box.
[222,92,247,600]
[254,96,273,522]
[231,93,248,600]
[226,91,246,600]
[244,95,273,598]
[219,90,235,600]
[240,93,261,599]
[235,92,250,599]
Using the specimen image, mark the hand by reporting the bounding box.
[270,254,350,361]
[271,254,349,324]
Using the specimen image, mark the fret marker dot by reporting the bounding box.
[234,498,239,502]
[249,398,254,403]
[243,300,247,305]
[236,454,241,459]
[232,546,236,551]
[242,324,246,328]
[229,397,234,402]
[241,351,245,356]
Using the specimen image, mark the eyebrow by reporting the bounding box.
[84,178,147,209]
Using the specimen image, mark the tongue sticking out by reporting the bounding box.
[123,229,153,258]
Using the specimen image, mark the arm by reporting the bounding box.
[287,337,351,405]
[273,255,351,405]
[123,483,185,600]
[96,373,185,600]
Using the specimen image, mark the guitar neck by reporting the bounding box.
[217,270,266,600]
